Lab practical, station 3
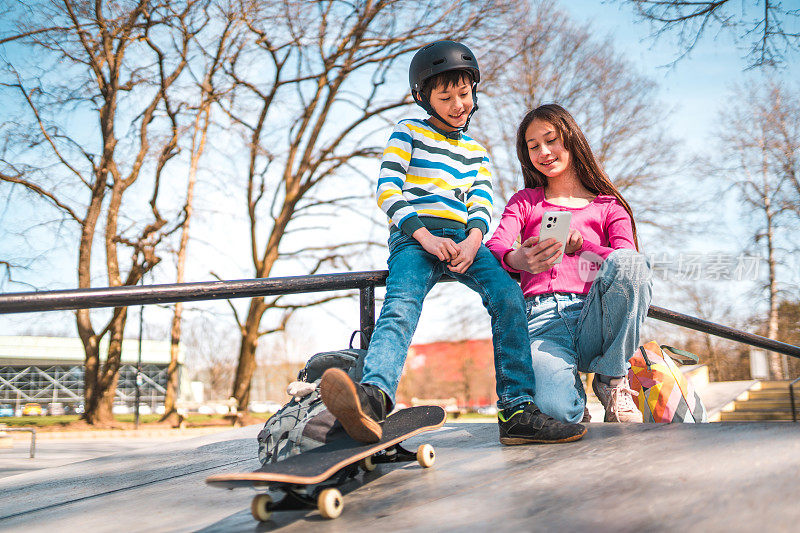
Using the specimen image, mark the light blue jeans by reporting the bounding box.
[362,228,536,411]
[527,249,652,424]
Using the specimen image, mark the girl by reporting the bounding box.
[486,104,652,424]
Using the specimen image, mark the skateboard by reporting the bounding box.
[206,405,447,521]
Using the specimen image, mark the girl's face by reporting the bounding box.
[525,119,572,179]
[428,79,474,131]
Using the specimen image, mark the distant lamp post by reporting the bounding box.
[135,276,144,429]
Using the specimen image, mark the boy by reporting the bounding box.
[320,41,586,445]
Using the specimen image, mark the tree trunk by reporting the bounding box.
[77,174,107,423]
[703,332,722,381]
[83,307,128,425]
[162,307,183,426]
[232,298,267,410]
[231,199,295,410]
[162,106,207,425]
[762,156,783,380]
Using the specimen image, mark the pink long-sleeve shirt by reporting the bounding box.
[486,187,636,296]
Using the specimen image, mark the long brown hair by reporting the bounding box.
[515,104,639,250]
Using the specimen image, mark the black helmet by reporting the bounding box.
[409,40,480,94]
[409,40,480,134]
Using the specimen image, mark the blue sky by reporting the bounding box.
[565,1,768,142]
[1,1,797,352]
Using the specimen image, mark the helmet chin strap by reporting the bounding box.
[413,85,479,138]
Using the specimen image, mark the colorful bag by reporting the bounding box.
[627,341,708,423]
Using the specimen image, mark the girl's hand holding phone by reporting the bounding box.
[506,236,563,274]
[564,229,583,255]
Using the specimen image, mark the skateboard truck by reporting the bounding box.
[250,442,437,521]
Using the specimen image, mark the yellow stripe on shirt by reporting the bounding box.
[377,188,404,207]
[383,145,411,161]
[466,197,492,208]
[416,208,467,223]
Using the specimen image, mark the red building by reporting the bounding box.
[396,339,497,409]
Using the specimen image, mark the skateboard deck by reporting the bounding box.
[206,405,446,520]
[207,405,446,487]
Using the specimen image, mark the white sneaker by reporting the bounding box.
[592,375,643,423]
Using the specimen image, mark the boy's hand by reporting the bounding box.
[447,228,482,274]
[413,227,459,261]
[505,236,562,274]
[564,229,583,255]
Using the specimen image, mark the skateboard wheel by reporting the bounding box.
[359,456,376,472]
[317,488,344,519]
[416,444,435,468]
[250,494,273,522]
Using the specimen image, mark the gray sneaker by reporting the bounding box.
[592,375,643,423]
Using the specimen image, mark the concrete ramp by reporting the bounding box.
[2,422,799,532]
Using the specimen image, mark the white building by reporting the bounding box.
[0,336,186,411]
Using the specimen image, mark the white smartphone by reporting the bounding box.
[538,211,572,264]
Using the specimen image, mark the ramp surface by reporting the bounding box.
[1,422,799,532]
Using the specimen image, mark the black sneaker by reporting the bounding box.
[319,368,388,443]
[498,402,587,445]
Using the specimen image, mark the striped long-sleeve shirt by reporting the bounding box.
[376,119,493,236]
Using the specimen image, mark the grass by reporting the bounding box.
[0,415,81,427]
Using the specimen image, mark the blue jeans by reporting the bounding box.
[526,249,652,423]
[361,228,536,411]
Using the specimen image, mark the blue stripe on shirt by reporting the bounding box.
[408,194,468,211]
[467,188,493,202]
[409,158,477,181]
[377,175,405,189]
[389,131,413,146]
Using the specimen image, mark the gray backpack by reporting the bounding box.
[256,341,366,465]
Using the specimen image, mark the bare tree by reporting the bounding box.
[616,0,800,68]
[767,83,800,232]
[475,2,688,239]
[0,1,204,424]
[162,1,240,426]
[215,0,517,411]
[681,283,739,380]
[714,80,798,379]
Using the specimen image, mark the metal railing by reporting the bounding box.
[2,270,799,360]
[0,426,36,458]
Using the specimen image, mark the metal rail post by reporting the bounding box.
[0,427,36,458]
[359,284,376,349]
[790,376,800,423]
[135,291,144,429]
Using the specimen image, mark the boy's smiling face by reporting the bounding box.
[427,79,474,132]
